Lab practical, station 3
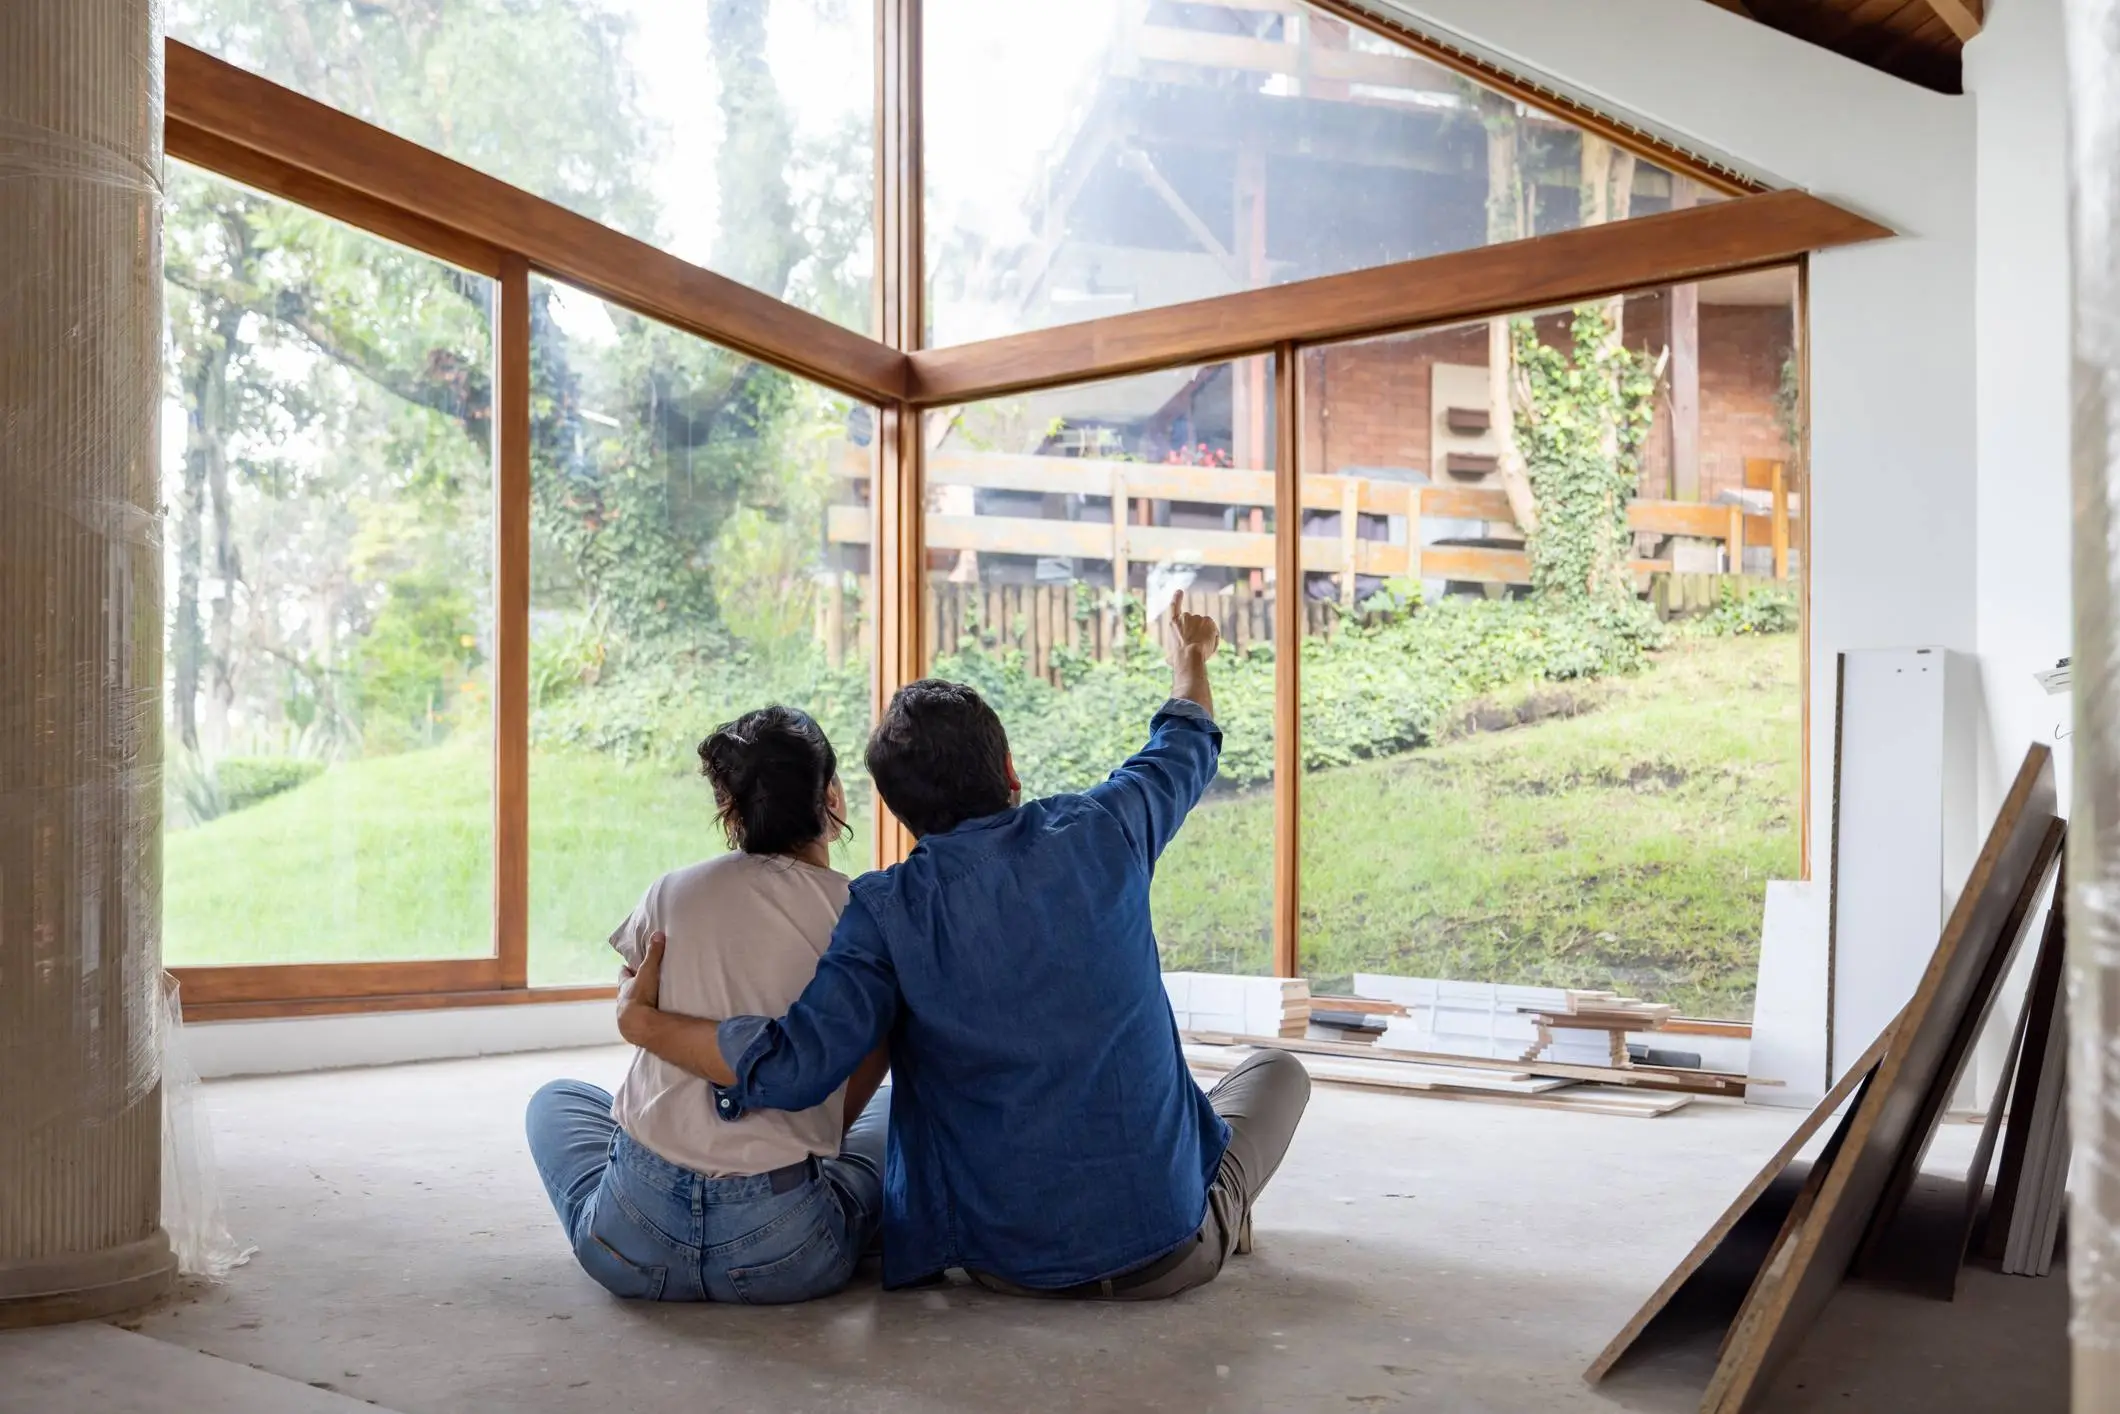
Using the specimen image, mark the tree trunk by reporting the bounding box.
[1481,92,1537,538]
[172,302,240,756]
[1580,136,1641,598]
[204,368,240,758]
[707,0,798,301]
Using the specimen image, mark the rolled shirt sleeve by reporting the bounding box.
[711,899,899,1122]
[1082,698,1223,871]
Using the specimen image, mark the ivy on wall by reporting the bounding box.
[1515,306,1658,604]
[1513,304,1666,658]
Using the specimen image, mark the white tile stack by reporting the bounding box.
[1162,973,1311,1039]
[1354,974,1619,1065]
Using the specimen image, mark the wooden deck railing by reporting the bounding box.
[829,450,1798,604]
[817,450,1798,680]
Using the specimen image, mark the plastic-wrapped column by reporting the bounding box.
[2070,0,2120,1401]
[0,0,174,1324]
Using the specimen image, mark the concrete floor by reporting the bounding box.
[40,1046,2063,1413]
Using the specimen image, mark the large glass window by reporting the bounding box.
[171,0,876,332]
[528,280,876,984]
[913,359,1279,973]
[1295,269,1802,1018]
[924,0,1711,345]
[161,163,496,966]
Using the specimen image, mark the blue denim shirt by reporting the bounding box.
[712,700,1230,1290]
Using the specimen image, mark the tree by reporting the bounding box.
[162,0,861,761]
[163,0,657,759]
[1479,90,1539,540]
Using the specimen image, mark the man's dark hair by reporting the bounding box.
[866,679,1012,838]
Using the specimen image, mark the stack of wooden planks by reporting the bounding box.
[1519,991,1676,1067]
[1180,1031,1737,1117]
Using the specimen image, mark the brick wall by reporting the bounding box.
[1696,304,1796,500]
[1301,296,1796,503]
[1300,324,1485,474]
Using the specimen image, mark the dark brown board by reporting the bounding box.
[1701,743,2056,1414]
[1853,820,2064,1287]
[1983,876,2071,1261]
[1583,1025,1893,1383]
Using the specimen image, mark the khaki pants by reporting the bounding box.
[972,1048,1312,1301]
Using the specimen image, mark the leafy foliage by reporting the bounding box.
[216,757,327,813]
[356,573,485,751]
[1696,580,1800,638]
[1515,306,1657,605]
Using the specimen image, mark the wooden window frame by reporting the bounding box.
[162,13,1866,1018]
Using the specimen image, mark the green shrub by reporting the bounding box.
[941,595,1657,796]
[1697,582,1799,637]
[357,572,484,751]
[531,631,870,774]
[528,593,1662,800]
[216,756,326,813]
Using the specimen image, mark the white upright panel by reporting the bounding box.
[1749,880,1830,1107]
[1829,648,1968,1080]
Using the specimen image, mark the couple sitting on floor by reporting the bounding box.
[523,595,1311,1304]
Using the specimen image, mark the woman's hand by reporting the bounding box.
[616,931,666,1046]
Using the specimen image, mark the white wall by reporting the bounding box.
[1964,0,2074,1099]
[182,1002,619,1080]
[1968,0,2073,815]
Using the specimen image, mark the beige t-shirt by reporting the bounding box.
[609,852,850,1177]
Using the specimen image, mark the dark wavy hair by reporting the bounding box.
[696,706,847,857]
[865,679,1012,838]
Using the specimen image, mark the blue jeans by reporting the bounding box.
[525,1078,888,1304]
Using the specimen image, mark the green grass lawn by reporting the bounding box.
[167,632,1796,1014]
[165,738,871,985]
[1153,631,1800,1016]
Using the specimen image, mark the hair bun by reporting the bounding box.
[695,706,847,857]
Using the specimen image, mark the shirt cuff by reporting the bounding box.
[1158,696,1215,725]
[708,1014,773,1122]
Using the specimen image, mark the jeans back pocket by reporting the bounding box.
[725,1218,855,1306]
[578,1230,670,1301]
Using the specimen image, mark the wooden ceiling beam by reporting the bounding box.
[905,189,1890,406]
[1923,0,1984,42]
[166,40,908,404]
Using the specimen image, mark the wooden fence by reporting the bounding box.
[818,450,1799,679]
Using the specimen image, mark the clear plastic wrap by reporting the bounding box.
[158,977,254,1279]
[2068,0,2120,1396]
[0,0,173,1317]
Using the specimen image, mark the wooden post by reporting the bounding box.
[872,0,923,869]
[1273,343,1303,980]
[1110,467,1129,628]
[1249,506,1266,593]
[1771,460,1790,581]
[1233,142,1269,468]
[922,579,939,673]
[858,572,874,660]
[496,254,531,989]
[1029,585,1047,681]
[1727,503,1745,576]
[824,576,846,668]
[1339,479,1360,608]
[1668,182,1701,501]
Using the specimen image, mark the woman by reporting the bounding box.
[525,706,889,1303]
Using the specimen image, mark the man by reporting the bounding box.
[617,594,1310,1298]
